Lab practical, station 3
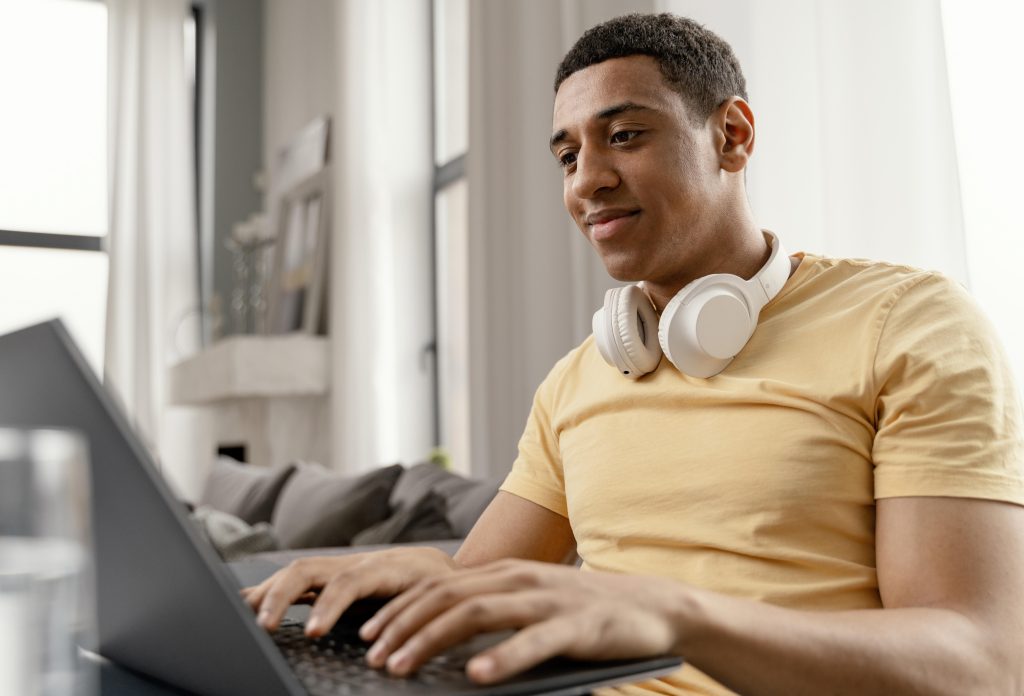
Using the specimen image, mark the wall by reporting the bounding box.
[262,0,337,185]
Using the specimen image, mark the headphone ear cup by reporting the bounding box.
[659,278,754,378]
[592,303,620,371]
[594,286,662,379]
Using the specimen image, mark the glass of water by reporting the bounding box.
[0,428,96,696]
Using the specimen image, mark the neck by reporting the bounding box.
[644,212,770,314]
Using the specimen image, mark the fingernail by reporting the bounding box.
[306,617,320,634]
[360,617,379,639]
[258,610,271,626]
[387,648,410,674]
[468,656,495,680]
[366,641,385,665]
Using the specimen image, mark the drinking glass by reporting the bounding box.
[0,428,96,696]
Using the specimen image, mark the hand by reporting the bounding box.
[358,559,687,685]
[241,546,461,637]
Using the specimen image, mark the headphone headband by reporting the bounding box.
[593,231,790,380]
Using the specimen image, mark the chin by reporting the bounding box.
[595,253,645,283]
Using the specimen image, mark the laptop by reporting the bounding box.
[0,319,683,696]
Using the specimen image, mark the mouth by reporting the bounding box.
[586,209,640,241]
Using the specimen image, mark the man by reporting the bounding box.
[245,14,1024,695]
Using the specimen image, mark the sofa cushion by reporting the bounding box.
[271,463,403,549]
[351,491,456,546]
[199,457,297,525]
[391,462,502,537]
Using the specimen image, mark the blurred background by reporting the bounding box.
[0,0,1020,500]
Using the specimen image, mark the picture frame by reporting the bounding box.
[265,117,331,335]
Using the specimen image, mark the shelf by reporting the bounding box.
[168,334,329,405]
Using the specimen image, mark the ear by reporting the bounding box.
[714,97,755,173]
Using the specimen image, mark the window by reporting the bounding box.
[0,0,201,376]
[0,0,109,373]
[432,0,470,473]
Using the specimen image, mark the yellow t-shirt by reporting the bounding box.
[500,253,1024,695]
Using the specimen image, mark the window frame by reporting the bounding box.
[429,0,469,447]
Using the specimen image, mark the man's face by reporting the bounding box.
[551,55,725,289]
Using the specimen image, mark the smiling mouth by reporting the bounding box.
[588,211,640,241]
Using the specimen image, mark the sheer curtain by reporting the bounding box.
[464,0,970,478]
[941,0,1024,401]
[105,0,204,497]
[330,0,435,473]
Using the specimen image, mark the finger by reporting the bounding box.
[382,591,556,677]
[307,555,452,638]
[367,569,531,669]
[357,574,438,642]
[361,556,539,643]
[303,569,392,638]
[465,617,583,684]
[255,560,334,632]
[241,578,274,611]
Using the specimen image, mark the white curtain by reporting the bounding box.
[330,0,435,473]
[105,0,203,497]
[941,0,1024,401]
[464,0,965,478]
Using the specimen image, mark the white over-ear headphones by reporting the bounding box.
[592,231,790,379]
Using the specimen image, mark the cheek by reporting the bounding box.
[563,183,582,224]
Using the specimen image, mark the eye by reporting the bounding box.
[558,151,578,169]
[610,130,639,144]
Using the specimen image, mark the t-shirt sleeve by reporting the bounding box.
[499,361,570,518]
[872,272,1024,505]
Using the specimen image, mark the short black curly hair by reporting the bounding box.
[554,13,748,122]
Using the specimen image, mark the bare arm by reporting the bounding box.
[456,491,576,567]
[668,496,1024,695]
[360,496,1024,694]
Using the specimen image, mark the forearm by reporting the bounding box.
[674,586,1011,696]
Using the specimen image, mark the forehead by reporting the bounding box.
[552,55,689,130]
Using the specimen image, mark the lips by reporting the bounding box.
[585,209,640,241]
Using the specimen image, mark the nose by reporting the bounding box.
[570,147,620,200]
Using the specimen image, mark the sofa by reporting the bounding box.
[191,456,503,562]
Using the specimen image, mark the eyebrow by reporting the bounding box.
[549,101,655,152]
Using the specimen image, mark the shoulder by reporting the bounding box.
[534,335,603,398]
[780,254,973,333]
[794,254,948,300]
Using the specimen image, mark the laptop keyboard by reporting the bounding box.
[272,622,478,695]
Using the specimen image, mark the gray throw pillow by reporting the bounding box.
[389,461,454,509]
[434,475,502,537]
[391,462,501,537]
[351,491,456,546]
[271,463,403,549]
[198,457,297,525]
